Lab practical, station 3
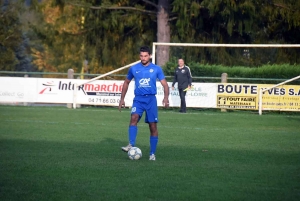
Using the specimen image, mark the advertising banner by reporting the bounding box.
[159,83,217,108]
[217,84,258,109]
[36,78,132,106]
[259,84,300,111]
[217,83,300,111]
[0,78,218,108]
[1,77,298,111]
[0,77,36,103]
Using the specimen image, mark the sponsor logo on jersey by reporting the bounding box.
[139,78,151,88]
[131,107,136,113]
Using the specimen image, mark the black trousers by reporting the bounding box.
[179,89,187,112]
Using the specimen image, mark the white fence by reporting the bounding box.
[0,77,216,108]
[1,77,300,113]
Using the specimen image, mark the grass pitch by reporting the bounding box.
[0,106,299,201]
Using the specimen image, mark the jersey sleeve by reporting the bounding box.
[156,66,165,81]
[126,67,134,80]
[186,66,192,85]
[172,68,177,87]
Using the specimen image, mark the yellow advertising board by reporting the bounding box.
[217,96,256,109]
[260,84,300,111]
[217,83,300,111]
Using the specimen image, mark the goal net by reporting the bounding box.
[258,75,300,115]
[153,42,300,112]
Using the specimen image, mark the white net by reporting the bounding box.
[153,43,300,111]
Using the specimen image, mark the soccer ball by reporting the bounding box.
[128,147,142,160]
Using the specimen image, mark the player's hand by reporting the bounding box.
[118,99,125,112]
[172,87,175,90]
[162,98,169,108]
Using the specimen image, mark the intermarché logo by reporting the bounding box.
[39,81,56,94]
[39,81,123,95]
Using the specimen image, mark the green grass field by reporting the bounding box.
[0,106,299,201]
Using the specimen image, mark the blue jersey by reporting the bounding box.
[127,62,165,96]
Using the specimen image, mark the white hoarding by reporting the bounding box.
[0,77,217,108]
[0,77,36,103]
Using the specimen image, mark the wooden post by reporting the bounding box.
[23,74,28,106]
[221,73,228,112]
[76,76,81,108]
[67,69,74,108]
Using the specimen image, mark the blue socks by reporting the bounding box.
[128,125,137,146]
[129,126,158,155]
[150,136,158,155]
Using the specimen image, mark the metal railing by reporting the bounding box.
[1,71,298,84]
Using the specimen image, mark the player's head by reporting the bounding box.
[178,58,185,67]
[140,46,151,66]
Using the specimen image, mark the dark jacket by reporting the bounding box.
[172,66,192,89]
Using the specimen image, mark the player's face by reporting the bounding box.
[140,52,151,66]
[178,59,184,67]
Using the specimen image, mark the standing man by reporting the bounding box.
[118,46,169,161]
[172,58,192,113]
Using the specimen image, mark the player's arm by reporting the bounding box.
[160,79,169,108]
[186,66,192,88]
[118,78,131,111]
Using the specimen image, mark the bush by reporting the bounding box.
[164,62,300,79]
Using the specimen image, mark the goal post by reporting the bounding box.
[72,60,141,109]
[71,43,300,111]
[258,75,300,115]
[152,42,300,65]
[153,42,300,113]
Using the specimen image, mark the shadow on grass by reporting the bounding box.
[0,138,299,201]
[286,116,300,122]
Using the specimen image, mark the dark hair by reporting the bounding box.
[140,46,151,54]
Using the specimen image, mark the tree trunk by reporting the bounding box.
[156,0,170,67]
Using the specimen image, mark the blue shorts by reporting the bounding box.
[131,95,158,123]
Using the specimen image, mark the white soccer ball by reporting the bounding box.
[128,147,142,160]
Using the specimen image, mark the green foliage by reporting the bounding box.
[0,1,23,71]
[28,0,157,74]
[256,0,300,43]
[19,0,300,74]
[164,61,300,80]
[171,0,300,66]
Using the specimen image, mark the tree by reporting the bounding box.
[171,0,300,66]
[0,0,35,72]
[60,0,293,66]
[156,0,170,66]
[29,0,158,74]
[0,0,23,71]
[29,0,300,75]
[15,33,33,72]
[35,0,171,65]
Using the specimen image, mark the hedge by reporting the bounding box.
[164,62,300,79]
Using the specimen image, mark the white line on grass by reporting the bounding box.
[3,119,295,133]
[2,106,300,119]
[4,119,91,125]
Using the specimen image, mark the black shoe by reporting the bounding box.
[179,110,186,113]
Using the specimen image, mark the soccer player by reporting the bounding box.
[118,46,169,161]
[171,58,192,113]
